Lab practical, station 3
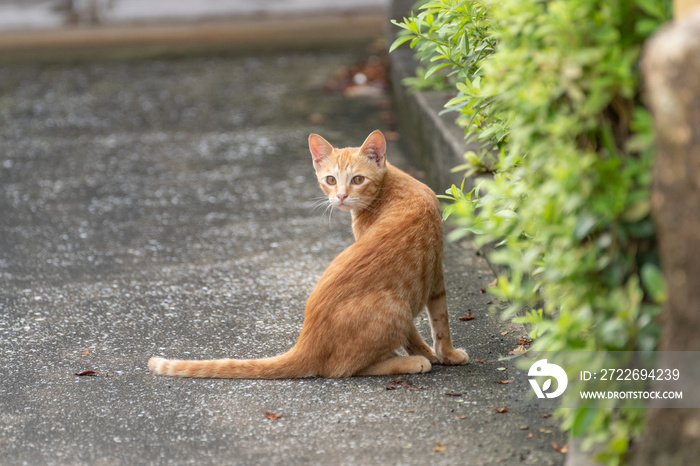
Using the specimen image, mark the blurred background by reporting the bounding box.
[0,0,393,61]
[0,0,388,29]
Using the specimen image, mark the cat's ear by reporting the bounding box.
[359,130,386,168]
[308,133,334,167]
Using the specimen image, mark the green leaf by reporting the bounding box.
[622,200,650,222]
[574,215,597,240]
[494,209,518,220]
[425,62,450,78]
[456,80,471,94]
[641,263,667,303]
[389,35,416,53]
[442,203,456,221]
[461,31,469,56]
[635,0,671,21]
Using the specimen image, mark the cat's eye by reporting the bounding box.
[351,175,365,185]
[325,176,337,185]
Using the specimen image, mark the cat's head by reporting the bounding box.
[308,130,388,212]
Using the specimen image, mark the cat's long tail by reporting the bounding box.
[148,347,310,379]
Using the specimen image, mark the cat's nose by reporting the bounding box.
[337,193,348,203]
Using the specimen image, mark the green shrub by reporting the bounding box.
[392,0,671,464]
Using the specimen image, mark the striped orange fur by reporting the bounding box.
[149,130,469,379]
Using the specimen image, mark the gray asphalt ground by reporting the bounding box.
[0,48,566,464]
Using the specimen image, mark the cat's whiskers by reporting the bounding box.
[310,197,330,215]
[309,195,334,225]
[323,202,335,225]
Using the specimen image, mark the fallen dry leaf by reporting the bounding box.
[488,278,498,287]
[74,370,112,377]
[494,407,508,413]
[386,379,403,390]
[552,442,569,453]
[434,442,448,452]
[479,288,486,294]
[80,350,89,355]
[444,391,463,397]
[539,428,552,434]
[541,413,551,418]
[387,376,421,391]
[473,358,486,363]
[496,379,515,384]
[509,344,528,354]
[459,311,475,321]
[458,415,468,419]
[263,411,283,421]
[500,331,510,336]
[526,432,533,438]
[515,336,533,346]
[519,425,529,430]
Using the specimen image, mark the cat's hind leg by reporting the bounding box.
[404,323,439,364]
[356,356,432,376]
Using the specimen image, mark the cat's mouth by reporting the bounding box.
[331,197,353,211]
[333,201,353,212]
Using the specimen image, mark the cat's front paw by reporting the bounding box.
[438,348,469,365]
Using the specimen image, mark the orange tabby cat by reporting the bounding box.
[149,130,469,378]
